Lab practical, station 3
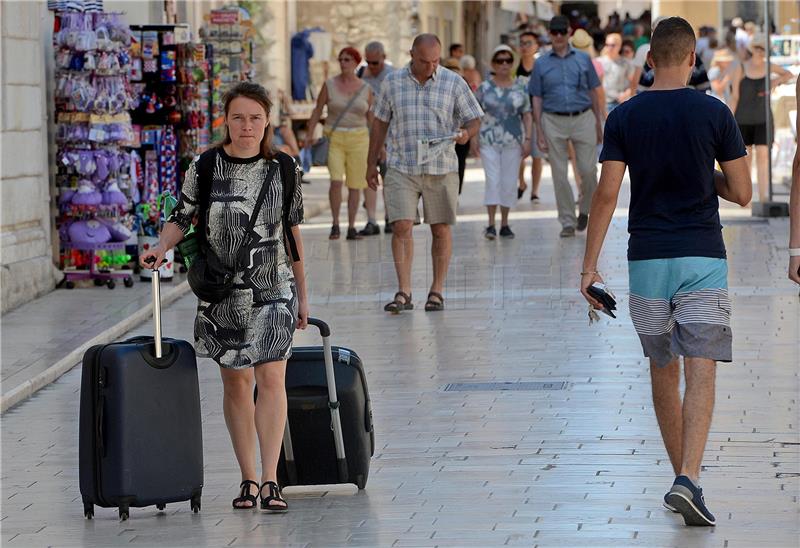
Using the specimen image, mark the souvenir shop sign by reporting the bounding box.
[210,9,240,25]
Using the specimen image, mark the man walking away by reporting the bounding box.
[359,41,395,234]
[368,34,483,314]
[581,17,751,526]
[529,15,604,238]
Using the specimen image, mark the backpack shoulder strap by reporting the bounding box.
[194,148,218,244]
[276,151,301,262]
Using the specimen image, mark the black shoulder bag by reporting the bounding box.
[187,150,278,303]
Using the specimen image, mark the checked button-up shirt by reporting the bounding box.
[372,64,483,176]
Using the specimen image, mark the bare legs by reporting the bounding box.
[518,157,543,199]
[329,180,343,228]
[755,145,769,203]
[391,219,414,296]
[219,360,289,508]
[389,220,452,299]
[364,186,378,223]
[346,188,360,231]
[650,357,716,483]
[430,223,452,296]
[487,205,510,228]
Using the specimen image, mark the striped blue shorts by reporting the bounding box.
[628,257,732,367]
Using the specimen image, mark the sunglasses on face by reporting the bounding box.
[550,29,568,36]
[494,57,514,65]
[366,60,381,65]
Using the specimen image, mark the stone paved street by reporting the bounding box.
[1,162,799,547]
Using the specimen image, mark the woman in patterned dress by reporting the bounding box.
[473,45,533,240]
[140,82,308,513]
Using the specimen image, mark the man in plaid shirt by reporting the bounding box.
[368,34,483,314]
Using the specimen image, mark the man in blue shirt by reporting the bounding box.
[528,15,604,237]
[581,17,751,527]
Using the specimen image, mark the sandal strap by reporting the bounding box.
[260,481,287,508]
[233,480,259,508]
[427,291,444,303]
[394,291,411,304]
[239,479,259,493]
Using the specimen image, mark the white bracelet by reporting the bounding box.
[790,248,800,257]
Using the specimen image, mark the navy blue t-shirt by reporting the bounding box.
[599,88,746,261]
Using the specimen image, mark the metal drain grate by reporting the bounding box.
[443,381,568,392]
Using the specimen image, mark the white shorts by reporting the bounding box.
[481,144,522,208]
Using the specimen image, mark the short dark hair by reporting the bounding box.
[520,31,537,41]
[650,16,695,67]
[449,43,463,55]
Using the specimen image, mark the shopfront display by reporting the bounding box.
[53,10,137,289]
[129,24,211,280]
[201,7,257,141]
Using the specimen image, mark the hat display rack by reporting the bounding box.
[53,8,137,290]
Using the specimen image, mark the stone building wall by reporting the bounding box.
[1,1,60,313]
[296,1,416,95]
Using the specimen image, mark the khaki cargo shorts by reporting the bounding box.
[383,168,459,226]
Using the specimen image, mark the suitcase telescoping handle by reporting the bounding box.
[306,318,349,483]
[144,258,163,358]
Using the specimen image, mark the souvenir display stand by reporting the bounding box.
[53,10,137,289]
[201,7,256,141]
[128,24,211,281]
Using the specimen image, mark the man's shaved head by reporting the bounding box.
[412,33,441,52]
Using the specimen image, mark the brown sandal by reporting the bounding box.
[424,291,445,312]
[329,225,340,240]
[384,291,413,314]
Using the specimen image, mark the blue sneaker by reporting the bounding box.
[665,476,716,526]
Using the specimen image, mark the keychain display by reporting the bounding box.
[53,8,135,290]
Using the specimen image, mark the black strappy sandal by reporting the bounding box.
[424,291,445,312]
[384,291,413,314]
[232,480,259,510]
[260,481,288,513]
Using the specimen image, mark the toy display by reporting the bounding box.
[53,9,135,290]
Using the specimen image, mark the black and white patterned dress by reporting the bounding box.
[168,148,304,369]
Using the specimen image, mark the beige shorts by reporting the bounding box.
[383,169,459,225]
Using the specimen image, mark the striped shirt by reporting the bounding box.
[372,64,484,175]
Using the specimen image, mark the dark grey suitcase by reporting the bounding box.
[79,270,203,520]
[256,319,374,490]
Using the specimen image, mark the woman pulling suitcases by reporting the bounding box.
[140,82,309,513]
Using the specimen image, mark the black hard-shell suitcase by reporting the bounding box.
[79,270,203,520]
[257,318,374,490]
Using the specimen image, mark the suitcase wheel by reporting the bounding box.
[191,495,201,513]
[119,505,129,521]
[156,504,166,511]
[83,503,94,519]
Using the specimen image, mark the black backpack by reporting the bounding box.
[193,148,300,263]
